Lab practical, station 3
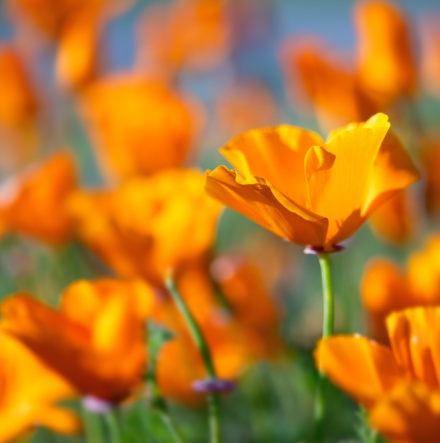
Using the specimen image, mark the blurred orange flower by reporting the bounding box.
[0,278,151,402]
[0,332,79,442]
[136,0,230,74]
[369,382,440,443]
[354,0,417,106]
[80,76,197,182]
[316,306,440,442]
[206,113,419,251]
[362,235,440,343]
[0,45,39,171]
[0,151,77,245]
[315,307,440,409]
[68,168,222,284]
[280,39,377,129]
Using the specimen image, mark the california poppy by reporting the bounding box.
[0,332,79,443]
[280,39,377,129]
[0,278,151,402]
[354,0,417,106]
[362,235,440,342]
[0,151,77,245]
[369,382,440,443]
[80,76,197,182]
[315,306,440,409]
[136,0,230,74]
[68,168,222,284]
[206,113,419,252]
[420,15,440,97]
[0,45,39,172]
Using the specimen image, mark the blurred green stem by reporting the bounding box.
[165,277,221,443]
[314,253,334,440]
[82,409,104,443]
[103,410,123,443]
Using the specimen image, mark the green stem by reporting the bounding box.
[165,277,221,443]
[103,410,123,443]
[314,252,335,441]
[317,253,334,338]
[82,409,104,443]
[157,406,186,443]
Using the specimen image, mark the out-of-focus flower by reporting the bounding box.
[55,6,101,91]
[9,0,130,91]
[369,382,440,443]
[362,235,440,342]
[210,255,281,359]
[206,113,419,251]
[420,137,440,214]
[0,45,39,172]
[353,0,417,106]
[136,0,230,74]
[0,151,77,245]
[315,307,440,409]
[0,332,79,442]
[420,15,440,97]
[0,278,152,402]
[280,39,377,129]
[80,76,197,182]
[68,168,222,284]
[316,307,440,442]
[215,79,277,136]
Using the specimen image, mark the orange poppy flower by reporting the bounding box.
[353,0,417,106]
[136,0,230,73]
[80,76,197,182]
[362,235,440,343]
[206,113,419,251]
[210,254,281,359]
[55,6,101,91]
[0,45,39,171]
[280,39,377,129]
[369,382,440,443]
[0,151,77,245]
[315,306,440,409]
[0,332,79,443]
[68,168,222,284]
[0,278,151,402]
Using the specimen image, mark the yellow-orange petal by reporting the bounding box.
[315,335,402,408]
[369,382,440,443]
[307,113,390,245]
[386,308,440,388]
[362,130,420,217]
[219,125,324,205]
[205,166,328,246]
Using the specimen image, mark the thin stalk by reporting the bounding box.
[103,410,123,443]
[314,252,335,441]
[317,253,334,338]
[165,277,221,443]
[82,409,104,443]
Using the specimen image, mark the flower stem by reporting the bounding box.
[317,253,334,338]
[314,252,335,440]
[165,276,221,443]
[82,409,104,443]
[103,410,123,443]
